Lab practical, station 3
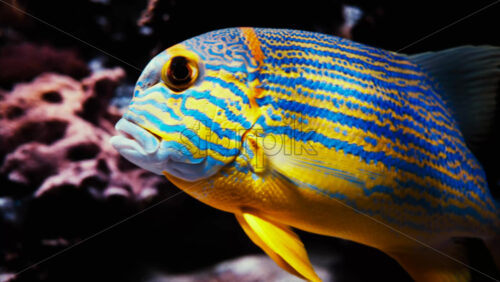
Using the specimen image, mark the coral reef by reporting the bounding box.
[0,68,164,202]
[0,69,178,281]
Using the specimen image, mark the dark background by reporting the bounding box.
[1,0,499,281]
[3,0,500,85]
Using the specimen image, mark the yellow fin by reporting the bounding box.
[235,211,321,282]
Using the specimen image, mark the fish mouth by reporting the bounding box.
[141,125,162,142]
[111,118,160,155]
[110,118,214,181]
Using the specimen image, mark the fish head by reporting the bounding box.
[111,28,262,182]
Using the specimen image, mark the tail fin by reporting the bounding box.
[409,46,500,196]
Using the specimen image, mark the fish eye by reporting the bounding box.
[161,56,198,92]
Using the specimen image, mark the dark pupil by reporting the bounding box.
[169,56,190,84]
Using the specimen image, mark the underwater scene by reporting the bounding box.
[1,0,500,281]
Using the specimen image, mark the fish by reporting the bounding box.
[110,27,500,281]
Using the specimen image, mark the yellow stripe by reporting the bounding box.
[262,51,430,89]
[406,91,454,123]
[202,69,261,124]
[395,171,495,223]
[261,78,464,150]
[268,61,406,102]
[261,65,463,149]
[260,102,484,192]
[258,31,417,67]
[260,75,481,186]
[265,134,495,230]
[128,105,237,163]
[260,39,424,76]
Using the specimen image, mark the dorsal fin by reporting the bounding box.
[409,46,500,195]
[408,46,500,150]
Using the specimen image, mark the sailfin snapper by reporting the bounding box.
[110,27,500,281]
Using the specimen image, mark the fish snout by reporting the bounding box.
[111,118,160,155]
[110,118,224,181]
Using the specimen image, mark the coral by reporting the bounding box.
[0,69,165,201]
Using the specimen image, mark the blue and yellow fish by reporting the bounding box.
[110,27,500,281]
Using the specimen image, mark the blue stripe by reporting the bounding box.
[369,184,495,228]
[394,179,493,214]
[204,76,250,104]
[187,89,253,129]
[261,96,483,180]
[177,98,242,142]
[261,72,458,140]
[365,185,492,224]
[261,54,442,105]
[258,86,464,160]
[205,63,247,74]
[364,136,378,146]
[264,44,423,81]
[133,85,252,133]
[131,100,181,121]
[274,64,453,125]
[256,29,422,72]
[262,65,453,125]
[255,117,491,213]
[258,31,451,120]
[125,109,240,157]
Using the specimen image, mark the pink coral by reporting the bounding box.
[0,69,166,201]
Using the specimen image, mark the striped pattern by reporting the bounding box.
[124,27,499,238]
[125,31,259,173]
[245,28,498,233]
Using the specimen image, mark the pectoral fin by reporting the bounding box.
[235,211,321,282]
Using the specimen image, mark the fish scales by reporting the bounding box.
[186,27,497,229]
[111,27,500,281]
[140,26,497,230]
[248,28,495,216]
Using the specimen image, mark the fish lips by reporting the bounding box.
[110,118,164,175]
[112,118,160,155]
[110,118,211,181]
